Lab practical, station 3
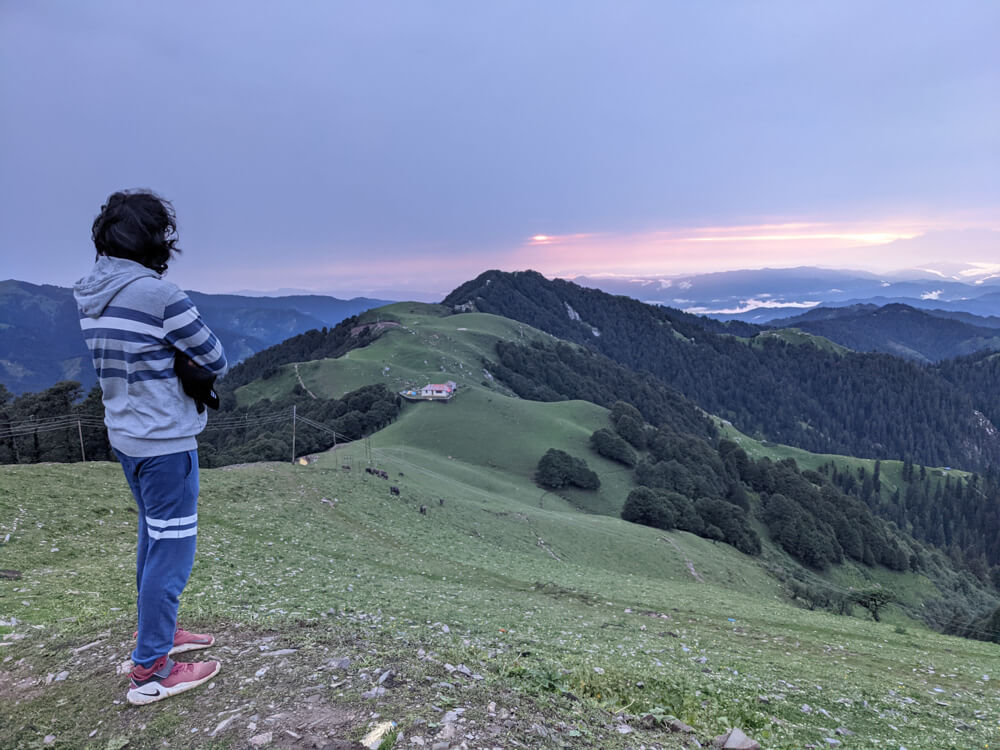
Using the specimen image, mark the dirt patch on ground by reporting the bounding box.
[2,618,693,749]
[660,536,705,583]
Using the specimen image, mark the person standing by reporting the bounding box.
[73,190,227,705]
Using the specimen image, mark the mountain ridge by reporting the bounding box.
[769,302,1000,363]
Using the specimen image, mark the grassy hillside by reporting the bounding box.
[236,303,547,406]
[235,305,639,516]
[3,453,999,749]
[750,328,851,355]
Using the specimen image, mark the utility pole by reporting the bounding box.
[291,404,297,464]
[77,420,86,462]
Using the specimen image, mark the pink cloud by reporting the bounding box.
[507,220,1000,278]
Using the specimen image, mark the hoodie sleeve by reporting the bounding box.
[162,290,228,377]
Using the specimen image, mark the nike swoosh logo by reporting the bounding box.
[134,688,161,697]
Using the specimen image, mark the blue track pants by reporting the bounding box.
[115,448,199,667]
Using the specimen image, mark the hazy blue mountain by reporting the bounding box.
[0,280,390,394]
[771,303,1000,363]
[573,267,1000,321]
[820,293,1000,321]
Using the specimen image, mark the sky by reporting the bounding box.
[1,1,997,300]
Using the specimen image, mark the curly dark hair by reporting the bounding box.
[91,189,181,274]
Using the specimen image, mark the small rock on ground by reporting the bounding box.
[713,728,761,750]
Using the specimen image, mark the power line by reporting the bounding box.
[0,419,105,440]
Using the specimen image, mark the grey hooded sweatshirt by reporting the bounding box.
[73,257,227,457]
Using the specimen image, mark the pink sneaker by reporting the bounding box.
[127,655,221,705]
[132,627,216,656]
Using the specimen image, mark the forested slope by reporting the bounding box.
[485,338,996,633]
[772,303,1000,362]
[444,270,1000,471]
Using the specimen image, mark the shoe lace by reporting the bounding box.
[170,661,199,677]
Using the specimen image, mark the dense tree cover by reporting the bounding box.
[445,270,1000,470]
[589,428,637,467]
[621,487,761,555]
[489,339,715,441]
[973,605,1000,644]
[0,379,399,469]
[535,449,600,490]
[695,496,761,554]
[744,454,914,571]
[199,383,399,467]
[0,381,111,464]
[819,459,1000,577]
[609,400,649,449]
[774,303,1000,363]
[621,487,678,529]
[934,350,1000,431]
[641,429,729,498]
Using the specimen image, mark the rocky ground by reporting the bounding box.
[1,616,752,749]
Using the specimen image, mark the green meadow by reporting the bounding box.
[3,442,999,749]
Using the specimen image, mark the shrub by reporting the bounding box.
[590,428,637,467]
[622,487,677,530]
[535,449,601,490]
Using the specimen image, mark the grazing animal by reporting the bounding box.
[390,486,400,496]
[342,465,351,471]
[419,505,427,515]
[365,467,373,475]
[439,498,444,506]
[380,470,389,479]
[398,472,404,477]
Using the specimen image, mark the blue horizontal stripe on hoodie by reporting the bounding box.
[199,352,227,372]
[81,306,163,327]
[164,317,208,343]
[95,366,129,381]
[163,297,195,319]
[178,334,223,360]
[89,346,175,364]
[97,365,175,384]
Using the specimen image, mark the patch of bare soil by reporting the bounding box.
[2,619,693,749]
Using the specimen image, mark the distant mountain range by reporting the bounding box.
[573,267,1000,322]
[9,265,1000,394]
[0,280,390,394]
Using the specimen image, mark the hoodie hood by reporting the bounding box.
[73,256,161,318]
